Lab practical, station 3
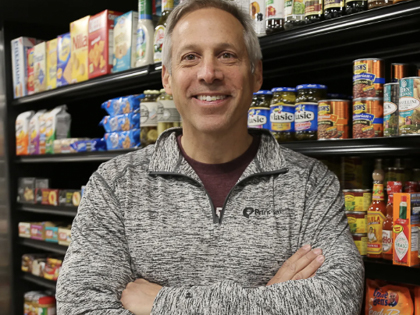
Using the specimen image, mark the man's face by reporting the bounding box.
[162,7,263,134]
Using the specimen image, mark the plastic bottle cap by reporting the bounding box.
[401,195,407,202]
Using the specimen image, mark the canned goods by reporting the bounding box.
[391,63,410,83]
[343,189,372,212]
[404,181,419,193]
[399,77,420,136]
[353,97,384,138]
[346,211,367,234]
[248,90,272,130]
[353,233,367,256]
[317,99,350,139]
[383,83,399,137]
[387,181,402,195]
[353,58,385,98]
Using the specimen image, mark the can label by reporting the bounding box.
[382,230,393,255]
[383,84,399,137]
[399,77,420,135]
[248,107,270,129]
[324,0,344,9]
[344,192,371,212]
[353,99,384,138]
[353,59,385,98]
[347,215,367,234]
[266,0,284,19]
[318,101,349,139]
[367,211,385,255]
[140,102,158,127]
[353,236,367,256]
[295,103,317,132]
[304,0,323,16]
[270,104,294,132]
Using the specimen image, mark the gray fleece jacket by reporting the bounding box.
[56,128,364,315]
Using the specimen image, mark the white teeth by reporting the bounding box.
[197,95,227,101]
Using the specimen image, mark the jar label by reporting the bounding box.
[382,230,393,254]
[270,104,294,132]
[294,103,318,132]
[153,25,165,63]
[324,0,344,9]
[367,211,385,255]
[141,102,158,127]
[266,0,285,19]
[162,0,174,11]
[248,107,270,129]
[304,0,323,16]
[157,100,181,123]
[354,236,367,256]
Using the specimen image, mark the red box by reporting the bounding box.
[88,10,122,79]
[27,47,35,95]
[40,189,59,206]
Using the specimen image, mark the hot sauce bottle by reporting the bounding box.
[367,159,387,259]
[382,181,402,261]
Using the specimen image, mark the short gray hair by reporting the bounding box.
[162,0,262,74]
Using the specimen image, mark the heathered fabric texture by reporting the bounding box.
[56,128,364,315]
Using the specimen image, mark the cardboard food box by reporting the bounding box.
[22,254,47,272]
[33,42,47,93]
[59,190,82,207]
[57,33,72,87]
[31,222,56,240]
[44,257,63,281]
[70,16,90,83]
[29,110,47,155]
[45,225,62,243]
[11,37,37,98]
[16,111,35,156]
[113,11,138,72]
[393,193,420,267]
[88,10,122,79]
[26,47,35,95]
[40,189,59,206]
[18,222,31,238]
[46,38,58,90]
[17,178,49,203]
[58,226,72,246]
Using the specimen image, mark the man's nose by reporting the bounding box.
[197,57,223,84]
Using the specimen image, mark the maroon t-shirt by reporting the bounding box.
[177,135,260,214]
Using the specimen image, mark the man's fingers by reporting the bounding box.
[292,254,325,280]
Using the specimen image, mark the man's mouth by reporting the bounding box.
[194,95,228,102]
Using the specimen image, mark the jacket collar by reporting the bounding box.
[148,128,287,182]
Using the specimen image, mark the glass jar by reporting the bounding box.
[141,90,160,147]
[270,87,296,142]
[248,90,272,130]
[157,88,182,136]
[368,0,393,9]
[324,0,345,19]
[266,0,285,34]
[295,84,327,140]
[345,0,367,14]
[304,0,324,24]
[284,0,306,30]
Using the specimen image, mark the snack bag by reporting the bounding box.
[104,129,140,150]
[70,16,90,83]
[44,105,71,154]
[11,37,37,98]
[33,42,47,93]
[57,33,72,87]
[29,110,47,155]
[101,95,142,115]
[46,38,58,90]
[100,112,140,132]
[38,111,49,154]
[113,11,138,72]
[415,287,420,315]
[27,47,35,95]
[365,279,414,315]
[16,111,35,155]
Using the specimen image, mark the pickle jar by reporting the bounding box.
[248,90,272,130]
[324,0,345,19]
[345,0,367,14]
[294,84,327,140]
[157,88,182,136]
[304,0,324,24]
[141,90,160,147]
[270,87,296,142]
[251,93,258,107]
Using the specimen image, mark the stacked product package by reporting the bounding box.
[100,95,142,150]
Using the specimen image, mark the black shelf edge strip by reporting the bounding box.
[22,273,57,290]
[19,238,68,255]
[17,204,77,217]
[364,257,420,286]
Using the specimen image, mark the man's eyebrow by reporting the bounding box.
[177,42,238,54]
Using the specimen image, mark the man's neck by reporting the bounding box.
[180,126,253,164]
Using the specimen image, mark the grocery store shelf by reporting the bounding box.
[364,257,420,286]
[17,204,77,217]
[15,148,137,163]
[21,273,56,290]
[19,238,68,255]
[280,135,420,157]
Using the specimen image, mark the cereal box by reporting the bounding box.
[16,111,35,155]
[11,37,37,98]
[46,39,58,90]
[88,10,122,79]
[33,42,47,93]
[70,16,90,83]
[57,33,72,87]
[113,11,138,72]
[26,47,35,95]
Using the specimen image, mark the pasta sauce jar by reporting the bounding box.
[270,87,296,142]
[352,97,384,138]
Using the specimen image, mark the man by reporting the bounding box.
[56,0,364,314]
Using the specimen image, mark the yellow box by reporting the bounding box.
[46,39,58,90]
[33,42,46,93]
[70,16,90,83]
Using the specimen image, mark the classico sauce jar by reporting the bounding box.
[141,90,160,147]
[248,90,272,130]
[270,87,296,142]
[295,84,327,140]
[157,88,182,136]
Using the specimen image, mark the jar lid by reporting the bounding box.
[143,90,160,95]
[160,88,166,93]
[271,87,296,93]
[256,90,273,95]
[296,84,327,90]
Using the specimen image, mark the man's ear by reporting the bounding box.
[162,65,172,95]
[253,60,263,93]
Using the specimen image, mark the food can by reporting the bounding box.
[346,211,367,234]
[404,181,419,193]
[391,63,410,83]
[399,77,420,136]
[353,58,385,98]
[343,189,372,212]
[353,233,367,256]
[317,99,350,139]
[383,83,399,137]
[386,181,402,195]
[353,97,383,138]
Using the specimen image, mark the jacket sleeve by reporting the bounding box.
[151,161,364,315]
[56,171,135,315]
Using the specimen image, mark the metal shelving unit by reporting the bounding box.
[21,273,57,291]
[17,204,77,217]
[19,239,68,255]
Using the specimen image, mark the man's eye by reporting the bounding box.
[183,54,196,61]
[221,53,234,59]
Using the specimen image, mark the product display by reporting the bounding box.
[57,33,72,87]
[33,42,47,93]
[101,95,142,115]
[270,87,296,142]
[383,82,399,137]
[113,11,139,72]
[284,0,305,29]
[157,89,181,135]
[368,0,393,9]
[250,0,266,36]
[248,90,272,130]
[11,36,37,98]
[105,129,141,150]
[317,99,350,139]
[16,111,35,155]
[17,178,49,204]
[136,0,155,67]
[266,0,285,34]
[304,0,323,24]
[345,0,367,14]
[353,58,385,98]
[324,0,345,19]
[154,0,173,62]
[70,16,90,83]
[140,90,159,146]
[343,189,372,212]
[399,77,420,136]
[46,39,58,90]
[100,112,141,132]
[24,291,56,315]
[352,97,384,138]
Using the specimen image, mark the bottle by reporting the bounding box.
[157,88,182,135]
[140,90,160,146]
[304,0,324,25]
[136,0,155,67]
[382,195,394,261]
[399,195,407,219]
[345,0,367,15]
[250,0,267,36]
[153,0,173,63]
[266,0,285,34]
[284,0,305,30]
[324,0,345,19]
[367,159,387,259]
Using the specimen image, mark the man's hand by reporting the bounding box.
[266,244,324,286]
[121,279,163,315]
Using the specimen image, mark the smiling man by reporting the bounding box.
[56,0,364,314]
